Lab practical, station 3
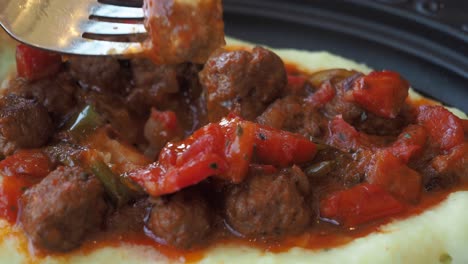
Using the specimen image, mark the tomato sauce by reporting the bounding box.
[0,53,467,262]
[71,183,464,262]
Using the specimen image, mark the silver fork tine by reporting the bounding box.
[68,38,143,56]
[0,0,147,55]
[89,3,144,19]
[82,20,146,35]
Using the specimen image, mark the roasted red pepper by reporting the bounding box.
[388,125,428,163]
[129,117,316,196]
[367,150,422,202]
[16,44,62,81]
[320,183,405,227]
[352,70,409,118]
[254,124,317,167]
[417,105,464,151]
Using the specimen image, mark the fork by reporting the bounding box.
[0,0,146,55]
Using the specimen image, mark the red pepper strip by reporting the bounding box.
[129,117,317,196]
[352,70,409,118]
[417,105,465,151]
[388,125,427,164]
[16,44,62,81]
[0,150,52,223]
[320,183,405,227]
[367,150,422,202]
[222,119,256,183]
[255,124,317,167]
[162,153,228,195]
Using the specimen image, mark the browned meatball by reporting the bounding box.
[0,94,53,156]
[224,166,311,238]
[68,56,123,92]
[126,59,179,115]
[199,46,287,122]
[6,72,78,119]
[257,96,324,137]
[20,166,107,252]
[145,191,211,249]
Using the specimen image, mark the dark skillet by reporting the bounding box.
[223,0,468,113]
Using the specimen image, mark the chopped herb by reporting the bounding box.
[258,133,266,141]
[209,163,218,170]
[236,125,244,137]
[404,133,412,139]
[360,111,368,121]
[439,253,452,264]
[243,154,249,161]
[20,186,28,192]
[9,205,16,212]
[225,140,231,147]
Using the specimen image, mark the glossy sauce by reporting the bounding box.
[0,60,467,262]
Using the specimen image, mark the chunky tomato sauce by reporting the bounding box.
[0,40,467,263]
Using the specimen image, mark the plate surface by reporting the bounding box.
[224,0,468,112]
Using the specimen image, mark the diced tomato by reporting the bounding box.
[352,71,409,118]
[417,106,464,151]
[388,125,427,163]
[367,150,422,202]
[16,44,62,81]
[0,175,38,223]
[431,143,468,179]
[320,183,405,227]
[255,124,317,167]
[0,150,52,178]
[306,80,336,107]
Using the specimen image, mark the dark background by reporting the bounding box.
[223,0,468,112]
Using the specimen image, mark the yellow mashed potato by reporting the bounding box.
[0,36,466,264]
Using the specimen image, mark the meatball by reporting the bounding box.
[199,46,287,122]
[68,56,123,92]
[0,94,53,156]
[144,0,225,64]
[224,167,311,238]
[145,191,211,249]
[6,72,78,119]
[20,166,107,252]
[126,59,179,115]
[257,96,324,137]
